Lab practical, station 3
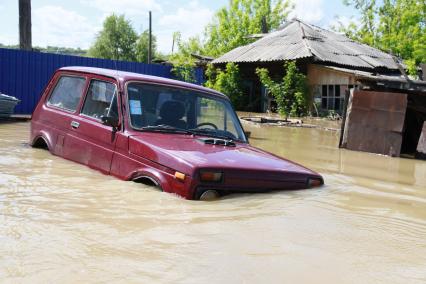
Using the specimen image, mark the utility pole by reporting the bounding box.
[172,32,181,54]
[261,16,268,34]
[148,11,152,64]
[19,0,32,50]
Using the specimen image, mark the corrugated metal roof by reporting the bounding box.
[322,65,426,87]
[212,19,400,71]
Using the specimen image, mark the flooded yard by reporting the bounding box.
[1,121,426,283]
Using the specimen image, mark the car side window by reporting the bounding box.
[47,76,86,111]
[81,80,118,120]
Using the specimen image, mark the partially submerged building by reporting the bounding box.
[212,19,406,113]
[213,19,426,159]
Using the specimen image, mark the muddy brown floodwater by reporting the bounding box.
[1,121,426,283]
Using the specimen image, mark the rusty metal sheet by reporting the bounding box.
[341,90,407,156]
[416,122,426,159]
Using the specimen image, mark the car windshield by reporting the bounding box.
[127,82,247,142]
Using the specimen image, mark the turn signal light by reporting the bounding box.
[308,178,323,188]
[174,171,186,181]
[200,171,223,183]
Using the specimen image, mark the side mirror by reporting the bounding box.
[101,115,119,129]
[244,131,251,138]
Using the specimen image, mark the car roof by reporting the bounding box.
[59,66,226,98]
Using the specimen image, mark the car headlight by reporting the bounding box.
[307,177,323,188]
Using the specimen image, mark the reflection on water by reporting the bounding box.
[1,121,425,283]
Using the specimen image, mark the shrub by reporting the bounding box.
[171,62,196,83]
[256,61,309,119]
[205,63,245,109]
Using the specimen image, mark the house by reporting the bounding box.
[212,18,406,113]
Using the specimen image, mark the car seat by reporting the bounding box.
[156,100,187,129]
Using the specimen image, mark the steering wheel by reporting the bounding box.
[195,122,218,130]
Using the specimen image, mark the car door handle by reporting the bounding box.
[71,121,80,129]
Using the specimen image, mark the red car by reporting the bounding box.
[30,67,323,200]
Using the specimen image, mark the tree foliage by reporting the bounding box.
[342,0,377,46]
[256,62,309,118]
[169,36,204,83]
[204,0,292,57]
[171,0,292,63]
[89,14,158,63]
[205,63,245,108]
[171,63,197,83]
[169,0,293,86]
[136,29,157,63]
[335,0,426,75]
[89,14,138,61]
[0,43,87,56]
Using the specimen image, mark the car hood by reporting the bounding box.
[128,133,319,177]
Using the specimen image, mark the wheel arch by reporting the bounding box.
[129,168,170,192]
[31,134,51,151]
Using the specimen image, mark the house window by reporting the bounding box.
[320,84,347,112]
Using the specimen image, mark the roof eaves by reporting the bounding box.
[212,54,314,64]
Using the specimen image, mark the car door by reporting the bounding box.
[42,73,87,156]
[63,76,120,174]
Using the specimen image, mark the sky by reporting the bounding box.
[0,0,359,54]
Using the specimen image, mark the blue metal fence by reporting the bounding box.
[0,48,204,114]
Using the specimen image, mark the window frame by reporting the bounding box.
[320,84,348,112]
[79,78,119,122]
[45,73,88,114]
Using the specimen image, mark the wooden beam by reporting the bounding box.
[19,0,32,51]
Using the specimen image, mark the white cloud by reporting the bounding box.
[328,15,359,30]
[157,1,213,53]
[33,5,97,49]
[81,0,162,15]
[289,0,324,23]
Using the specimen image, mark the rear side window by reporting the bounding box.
[81,80,117,120]
[48,76,86,112]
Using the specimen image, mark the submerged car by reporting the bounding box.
[30,67,323,200]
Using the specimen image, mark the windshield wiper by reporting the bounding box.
[140,125,238,141]
[140,125,194,134]
[187,128,236,141]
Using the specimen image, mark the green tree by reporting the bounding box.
[342,0,378,46]
[335,0,426,75]
[256,61,309,119]
[88,14,138,61]
[136,29,157,63]
[170,36,205,83]
[205,63,245,108]
[171,63,197,83]
[170,0,293,84]
[377,0,426,74]
[204,0,292,57]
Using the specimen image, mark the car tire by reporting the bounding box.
[198,189,220,201]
